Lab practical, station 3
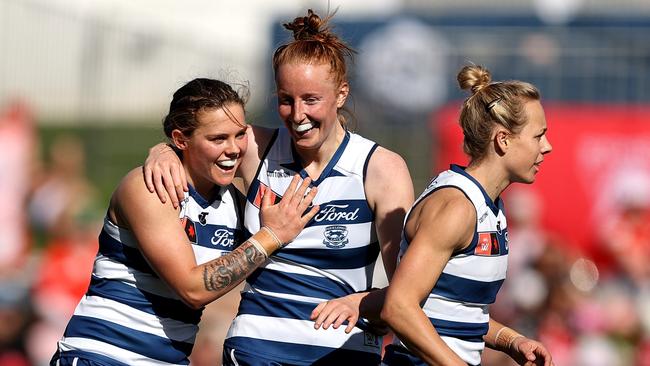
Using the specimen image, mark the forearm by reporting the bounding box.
[383,303,466,366]
[199,241,265,295]
[186,228,280,308]
[484,319,523,354]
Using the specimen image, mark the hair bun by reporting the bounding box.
[457,65,492,94]
[284,9,327,41]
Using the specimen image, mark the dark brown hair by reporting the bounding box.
[163,78,249,139]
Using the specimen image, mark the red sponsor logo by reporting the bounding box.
[475,232,500,256]
[253,183,278,208]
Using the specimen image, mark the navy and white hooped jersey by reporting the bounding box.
[224,128,383,365]
[53,184,246,366]
[389,164,509,366]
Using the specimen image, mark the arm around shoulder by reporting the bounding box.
[116,170,320,310]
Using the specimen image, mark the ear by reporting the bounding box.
[336,82,349,108]
[494,129,509,155]
[171,129,189,150]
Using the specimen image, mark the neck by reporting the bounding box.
[295,124,346,175]
[465,159,510,202]
[185,167,220,201]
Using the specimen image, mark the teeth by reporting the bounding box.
[217,159,236,167]
[293,122,314,132]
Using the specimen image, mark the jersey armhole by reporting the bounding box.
[362,143,379,185]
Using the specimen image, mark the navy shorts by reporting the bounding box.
[50,350,130,366]
[382,344,478,366]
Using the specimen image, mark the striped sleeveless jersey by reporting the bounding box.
[53,184,245,365]
[224,128,383,365]
[390,164,509,366]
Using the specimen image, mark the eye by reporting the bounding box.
[236,130,247,140]
[305,97,319,105]
[278,97,292,105]
[209,135,227,143]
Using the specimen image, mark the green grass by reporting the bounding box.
[38,123,165,206]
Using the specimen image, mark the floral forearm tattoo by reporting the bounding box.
[203,241,266,291]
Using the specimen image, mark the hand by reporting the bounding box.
[143,143,187,209]
[310,292,365,334]
[260,175,319,244]
[509,337,554,366]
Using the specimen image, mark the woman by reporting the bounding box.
[51,78,319,366]
[144,10,414,365]
[381,65,554,366]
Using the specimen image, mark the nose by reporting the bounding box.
[541,135,552,154]
[291,101,305,123]
[224,138,240,157]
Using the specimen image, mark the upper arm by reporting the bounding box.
[238,125,274,190]
[386,191,476,306]
[113,168,197,293]
[364,147,414,280]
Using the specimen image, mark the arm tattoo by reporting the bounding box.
[203,240,267,292]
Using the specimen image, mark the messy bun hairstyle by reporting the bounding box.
[273,9,355,126]
[457,65,540,162]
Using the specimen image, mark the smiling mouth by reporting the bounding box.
[293,121,315,133]
[216,159,237,169]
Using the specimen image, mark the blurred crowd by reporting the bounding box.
[3,99,650,366]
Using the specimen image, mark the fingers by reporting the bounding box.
[311,301,357,334]
[298,185,318,214]
[309,301,327,322]
[162,169,180,209]
[279,175,303,206]
[344,314,357,333]
[290,176,313,207]
[171,165,188,202]
[533,346,552,366]
[261,184,274,209]
[311,301,328,328]
[152,169,168,204]
[301,204,320,224]
[143,165,154,193]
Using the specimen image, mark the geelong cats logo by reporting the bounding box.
[323,225,349,248]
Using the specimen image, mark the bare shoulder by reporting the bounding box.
[365,146,413,209]
[111,167,176,227]
[365,146,412,191]
[413,188,476,250]
[114,167,155,199]
[422,188,475,221]
[367,146,409,178]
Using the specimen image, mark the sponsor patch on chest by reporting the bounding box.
[475,232,500,256]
